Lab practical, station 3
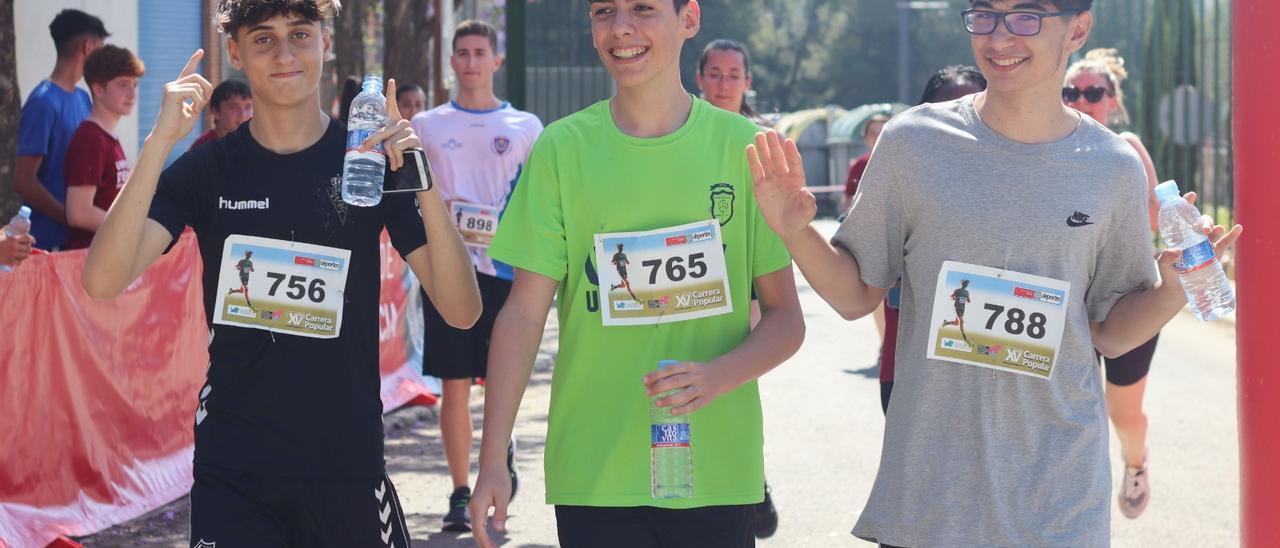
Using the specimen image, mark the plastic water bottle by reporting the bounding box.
[342,74,387,207]
[1154,181,1235,321]
[650,360,693,499]
[0,206,32,273]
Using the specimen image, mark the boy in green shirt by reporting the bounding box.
[469,1,804,546]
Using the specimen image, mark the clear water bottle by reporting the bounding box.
[1154,181,1235,321]
[342,74,387,207]
[651,359,693,499]
[0,206,32,273]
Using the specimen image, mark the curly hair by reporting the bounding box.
[1066,48,1130,126]
[83,45,145,90]
[216,0,340,37]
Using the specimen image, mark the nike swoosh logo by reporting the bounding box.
[1066,218,1095,227]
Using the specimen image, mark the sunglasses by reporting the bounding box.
[1062,85,1111,103]
[962,9,1081,37]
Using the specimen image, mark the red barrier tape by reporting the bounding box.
[0,231,434,547]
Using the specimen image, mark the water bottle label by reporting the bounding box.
[346,129,385,154]
[1175,240,1217,274]
[651,424,690,448]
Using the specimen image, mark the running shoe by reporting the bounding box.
[442,486,472,532]
[508,436,520,502]
[753,482,778,539]
[1118,458,1150,519]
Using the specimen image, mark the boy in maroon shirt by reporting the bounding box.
[64,45,144,249]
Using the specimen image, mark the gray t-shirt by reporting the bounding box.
[835,95,1157,547]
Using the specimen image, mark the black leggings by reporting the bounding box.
[1099,333,1159,387]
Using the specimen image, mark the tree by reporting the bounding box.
[328,0,369,115]
[384,0,434,102]
[0,1,17,218]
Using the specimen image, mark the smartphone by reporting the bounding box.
[384,148,434,194]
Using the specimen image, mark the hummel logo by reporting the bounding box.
[1066,211,1094,227]
[218,197,270,210]
[193,539,216,548]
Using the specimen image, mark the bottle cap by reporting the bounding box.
[18,206,31,218]
[658,360,679,369]
[1154,180,1181,205]
[361,73,383,92]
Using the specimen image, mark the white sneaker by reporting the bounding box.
[1118,458,1150,519]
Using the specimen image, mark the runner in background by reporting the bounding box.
[471,1,804,546]
[1065,47,1161,519]
[81,0,482,544]
[409,19,543,533]
[395,83,427,121]
[878,65,986,414]
[64,45,144,250]
[695,36,781,539]
[747,0,1240,544]
[191,79,253,149]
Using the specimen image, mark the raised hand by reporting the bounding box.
[358,78,422,171]
[747,130,817,237]
[151,50,213,145]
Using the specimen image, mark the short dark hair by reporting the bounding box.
[452,20,499,52]
[919,65,987,105]
[49,9,109,57]
[210,79,252,111]
[395,83,425,100]
[83,45,144,91]
[970,0,1092,10]
[216,0,339,37]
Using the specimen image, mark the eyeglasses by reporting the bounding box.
[1062,85,1111,103]
[962,9,1081,37]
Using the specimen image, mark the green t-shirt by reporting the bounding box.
[488,98,792,508]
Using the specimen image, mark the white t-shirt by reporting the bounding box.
[411,101,543,279]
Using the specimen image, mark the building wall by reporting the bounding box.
[16,0,140,160]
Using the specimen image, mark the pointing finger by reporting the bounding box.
[385,78,401,124]
[179,49,204,78]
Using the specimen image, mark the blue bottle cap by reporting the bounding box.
[658,360,679,369]
[1154,180,1181,205]
[18,206,31,219]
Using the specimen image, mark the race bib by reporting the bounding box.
[925,261,1070,379]
[451,202,499,248]
[213,235,352,339]
[594,220,733,326]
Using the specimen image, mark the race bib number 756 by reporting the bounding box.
[213,235,352,338]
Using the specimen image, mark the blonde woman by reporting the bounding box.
[1065,47,1160,519]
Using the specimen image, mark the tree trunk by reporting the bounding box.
[0,1,18,218]
[384,0,432,94]
[329,0,367,117]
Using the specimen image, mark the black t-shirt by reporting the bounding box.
[148,119,427,478]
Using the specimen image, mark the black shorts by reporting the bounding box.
[555,505,754,548]
[189,464,411,548]
[618,266,629,280]
[1099,333,1158,387]
[239,274,250,286]
[421,272,512,379]
[955,305,966,317]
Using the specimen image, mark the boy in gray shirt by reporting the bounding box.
[747,0,1242,545]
